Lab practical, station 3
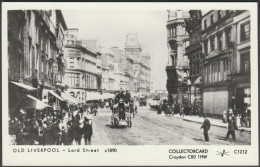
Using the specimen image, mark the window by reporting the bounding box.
[210,15,214,25]
[76,74,80,86]
[218,35,223,50]
[218,11,221,20]
[210,37,215,51]
[204,19,207,29]
[240,52,250,73]
[240,22,250,42]
[204,41,208,55]
[225,30,231,47]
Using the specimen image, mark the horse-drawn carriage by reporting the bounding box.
[111,100,133,127]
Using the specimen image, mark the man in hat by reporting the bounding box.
[118,98,125,121]
[200,115,211,142]
[83,117,93,145]
[225,115,236,141]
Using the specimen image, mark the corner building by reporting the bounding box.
[64,29,98,102]
[166,10,190,105]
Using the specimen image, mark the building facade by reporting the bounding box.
[8,10,68,113]
[64,29,98,102]
[101,48,116,92]
[125,33,151,93]
[201,10,250,116]
[230,10,250,114]
[166,10,190,105]
[185,10,203,112]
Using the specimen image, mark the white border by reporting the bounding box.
[2,2,258,166]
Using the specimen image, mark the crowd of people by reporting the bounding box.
[9,104,94,145]
[157,101,203,117]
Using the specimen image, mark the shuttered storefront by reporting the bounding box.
[203,90,228,115]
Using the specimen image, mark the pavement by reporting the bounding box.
[171,114,251,132]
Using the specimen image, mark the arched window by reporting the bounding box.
[77,91,80,99]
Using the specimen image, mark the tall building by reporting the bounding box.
[201,10,250,116]
[185,10,203,112]
[125,33,151,93]
[82,40,102,92]
[8,10,68,114]
[166,10,190,105]
[232,11,250,114]
[111,47,128,91]
[64,29,99,102]
[101,47,116,92]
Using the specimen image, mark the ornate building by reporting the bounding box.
[64,28,99,102]
[8,10,68,113]
[166,10,190,105]
[185,10,203,112]
[201,10,250,116]
[125,33,151,93]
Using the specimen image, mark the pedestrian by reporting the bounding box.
[180,105,184,118]
[83,117,93,145]
[200,115,211,142]
[125,91,131,104]
[225,115,236,141]
[222,108,227,123]
[70,119,80,145]
[51,120,62,145]
[228,107,233,120]
[134,99,138,113]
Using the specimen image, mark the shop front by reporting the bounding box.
[203,85,229,116]
[235,81,250,115]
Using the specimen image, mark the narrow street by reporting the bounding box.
[90,106,251,145]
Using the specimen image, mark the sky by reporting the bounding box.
[62,10,168,90]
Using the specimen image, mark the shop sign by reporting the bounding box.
[244,97,251,104]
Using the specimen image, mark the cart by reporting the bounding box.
[111,103,132,127]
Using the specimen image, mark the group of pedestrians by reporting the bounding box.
[201,113,238,142]
[9,105,93,145]
[158,102,202,118]
[156,100,243,143]
[223,107,251,128]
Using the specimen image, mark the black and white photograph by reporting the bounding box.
[2,2,258,166]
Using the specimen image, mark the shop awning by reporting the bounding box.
[194,76,202,85]
[61,92,84,104]
[11,81,37,91]
[20,95,52,110]
[86,92,102,101]
[49,90,66,101]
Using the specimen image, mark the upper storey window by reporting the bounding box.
[204,19,207,29]
[240,21,250,42]
[210,15,214,25]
